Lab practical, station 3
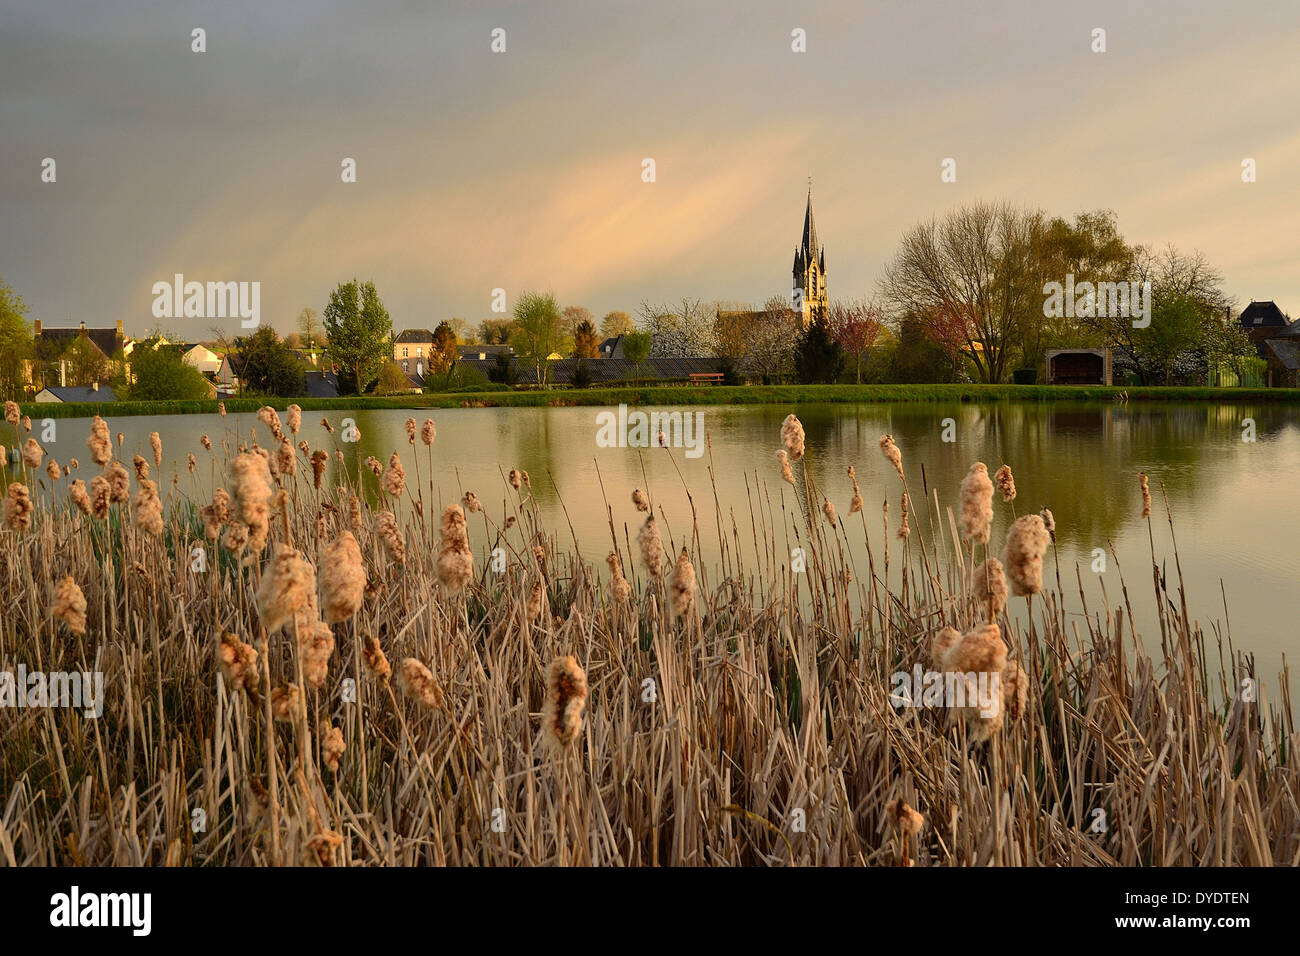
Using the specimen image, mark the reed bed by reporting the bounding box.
[0,405,1294,866]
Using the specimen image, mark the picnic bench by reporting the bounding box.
[688,372,724,385]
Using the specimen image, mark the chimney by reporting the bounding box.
[79,320,86,333]
[59,360,66,387]
[33,319,42,336]
[116,320,123,340]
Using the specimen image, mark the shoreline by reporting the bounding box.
[15,382,1300,419]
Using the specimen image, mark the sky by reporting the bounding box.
[2,0,1299,339]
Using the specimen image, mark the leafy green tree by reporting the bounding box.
[234,326,306,396]
[621,330,652,380]
[128,337,213,400]
[374,361,411,395]
[570,359,593,389]
[430,320,458,374]
[488,352,519,385]
[794,315,845,384]
[512,291,565,387]
[599,310,635,340]
[297,307,324,348]
[323,279,392,394]
[0,279,33,401]
[64,336,109,387]
[479,318,514,344]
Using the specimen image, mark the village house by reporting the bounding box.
[34,383,118,403]
[1238,301,1300,387]
[26,319,129,390]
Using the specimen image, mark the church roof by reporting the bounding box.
[801,187,820,263]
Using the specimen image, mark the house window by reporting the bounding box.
[402,361,408,372]
[402,347,409,357]
[417,347,423,357]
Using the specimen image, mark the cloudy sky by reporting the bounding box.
[2,0,1298,338]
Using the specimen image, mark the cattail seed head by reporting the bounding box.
[993,464,1016,502]
[879,434,904,480]
[822,498,836,527]
[461,491,482,513]
[321,725,345,772]
[404,417,416,443]
[149,431,162,467]
[132,478,164,536]
[959,462,994,545]
[637,515,664,577]
[541,655,587,752]
[362,635,392,681]
[1139,472,1151,518]
[287,404,301,435]
[270,684,303,722]
[669,547,696,616]
[310,450,328,489]
[319,531,365,623]
[606,551,631,602]
[780,414,805,461]
[376,510,407,565]
[87,415,112,466]
[1001,514,1050,597]
[217,632,260,698]
[70,479,92,516]
[53,576,87,635]
[4,482,33,531]
[1039,507,1056,542]
[632,488,649,512]
[776,449,795,485]
[399,658,442,709]
[383,452,406,497]
[421,418,436,446]
[889,798,925,836]
[89,475,111,518]
[970,556,1008,619]
[436,504,472,589]
[22,438,43,469]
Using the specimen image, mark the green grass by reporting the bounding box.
[19,382,1300,418]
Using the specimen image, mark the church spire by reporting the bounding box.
[800,184,820,263]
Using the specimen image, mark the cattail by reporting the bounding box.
[287,404,302,435]
[116,431,123,447]
[149,431,162,467]
[848,467,863,514]
[436,504,472,589]
[217,632,260,698]
[669,547,696,616]
[363,636,392,680]
[637,515,664,576]
[132,454,149,481]
[270,684,303,722]
[4,482,32,531]
[365,456,382,478]
[994,464,1016,502]
[383,452,405,497]
[319,531,365,622]
[106,460,130,503]
[347,494,363,531]
[1139,472,1151,518]
[89,475,111,518]
[1001,660,1029,721]
[929,626,962,670]
[3,400,17,426]
[298,440,309,456]
[879,434,904,480]
[521,470,531,490]
[299,620,335,689]
[780,413,805,461]
[632,488,649,511]
[218,401,226,417]
[201,488,230,539]
[540,655,587,751]
[186,453,196,473]
[504,515,516,530]
[421,418,436,446]
[87,415,112,466]
[461,491,482,513]
[1001,514,1049,597]
[52,576,87,635]
[255,444,279,481]
[257,406,284,441]
[201,434,212,451]
[257,544,317,634]
[22,438,43,469]
[376,510,407,564]
[941,622,1009,742]
[970,557,1008,619]
[1039,507,1056,542]
[276,439,295,477]
[224,452,272,559]
[776,449,795,485]
[45,459,61,482]
[404,417,416,444]
[959,462,994,545]
[508,469,522,490]
[606,552,631,602]
[321,416,333,434]
[25,416,33,433]
[526,579,545,624]
[889,798,924,837]
[822,498,836,526]
[897,492,910,540]
[310,450,328,489]
[399,658,442,709]
[321,725,345,772]
[133,478,163,535]
[69,479,92,516]
[69,458,78,470]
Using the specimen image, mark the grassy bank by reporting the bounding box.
[18,382,1300,419]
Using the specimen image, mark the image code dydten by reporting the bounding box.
[0,0,1289,938]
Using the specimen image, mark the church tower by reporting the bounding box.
[792,184,827,325]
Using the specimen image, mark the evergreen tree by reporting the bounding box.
[794,316,845,384]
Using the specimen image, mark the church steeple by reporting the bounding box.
[792,181,827,325]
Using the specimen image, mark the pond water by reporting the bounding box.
[11,400,1299,694]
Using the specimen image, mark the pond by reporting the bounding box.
[10,400,1299,693]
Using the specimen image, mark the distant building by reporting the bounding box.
[1238,301,1300,387]
[303,370,339,398]
[179,343,222,375]
[597,335,625,358]
[456,344,514,362]
[34,383,118,403]
[792,186,827,326]
[34,319,128,360]
[393,329,433,362]
[1045,348,1112,385]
